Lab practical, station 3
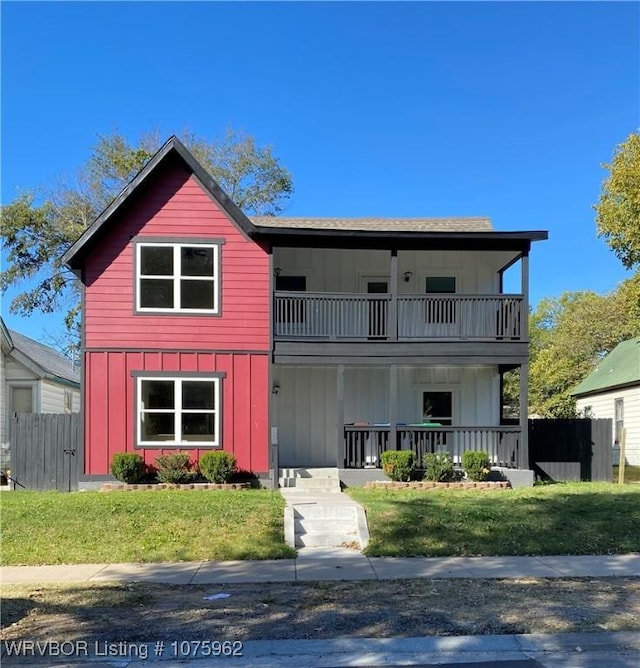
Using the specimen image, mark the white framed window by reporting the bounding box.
[10,385,35,414]
[135,242,220,313]
[421,390,454,426]
[136,375,222,447]
[615,398,624,445]
[64,390,73,414]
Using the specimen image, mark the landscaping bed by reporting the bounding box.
[101,482,251,491]
[364,480,510,490]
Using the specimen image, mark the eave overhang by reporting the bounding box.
[253,227,548,251]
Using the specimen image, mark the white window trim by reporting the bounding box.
[424,274,459,294]
[136,242,220,314]
[64,390,73,414]
[8,381,39,413]
[137,376,221,447]
[415,385,459,425]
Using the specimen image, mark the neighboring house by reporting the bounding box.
[1,317,81,472]
[572,337,640,466]
[62,136,547,486]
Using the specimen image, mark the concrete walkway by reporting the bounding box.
[2,550,639,585]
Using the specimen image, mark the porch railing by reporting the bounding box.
[343,425,522,469]
[274,292,523,341]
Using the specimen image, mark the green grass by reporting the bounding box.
[613,465,640,483]
[347,482,640,557]
[1,490,295,566]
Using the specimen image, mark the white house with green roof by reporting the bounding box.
[572,337,640,466]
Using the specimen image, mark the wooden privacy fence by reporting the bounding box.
[528,418,612,482]
[10,413,80,491]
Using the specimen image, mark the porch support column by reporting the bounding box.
[519,362,529,469]
[389,364,398,454]
[336,364,345,468]
[389,249,398,340]
[519,246,530,469]
[521,247,530,341]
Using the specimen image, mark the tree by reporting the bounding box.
[527,281,639,418]
[1,130,293,357]
[595,130,640,270]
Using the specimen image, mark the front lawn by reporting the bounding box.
[347,482,640,557]
[1,490,295,566]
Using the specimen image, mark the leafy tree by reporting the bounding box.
[527,281,639,417]
[1,130,293,357]
[595,130,640,270]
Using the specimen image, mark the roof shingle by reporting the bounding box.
[571,337,640,396]
[8,329,80,385]
[250,216,493,232]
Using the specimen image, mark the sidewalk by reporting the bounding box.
[2,549,639,585]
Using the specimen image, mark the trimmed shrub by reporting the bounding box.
[154,453,195,484]
[462,450,491,482]
[423,452,455,482]
[381,451,415,482]
[199,451,237,484]
[110,453,145,484]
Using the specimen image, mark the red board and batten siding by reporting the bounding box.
[84,161,270,350]
[84,351,269,474]
[81,161,271,475]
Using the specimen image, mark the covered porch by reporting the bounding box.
[271,363,528,472]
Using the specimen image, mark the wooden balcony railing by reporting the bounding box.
[343,425,522,469]
[274,292,523,341]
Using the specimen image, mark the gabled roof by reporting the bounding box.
[62,136,258,269]
[62,135,548,269]
[1,318,13,352]
[572,337,640,397]
[251,216,494,232]
[6,328,80,387]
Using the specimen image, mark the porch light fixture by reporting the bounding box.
[403,271,413,282]
[272,384,280,395]
[274,267,282,277]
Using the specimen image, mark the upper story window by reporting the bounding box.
[136,242,220,314]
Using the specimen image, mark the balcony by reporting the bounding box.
[274,292,524,342]
[343,425,522,469]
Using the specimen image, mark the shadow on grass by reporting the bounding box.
[352,487,640,557]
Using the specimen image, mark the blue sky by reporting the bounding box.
[2,1,639,344]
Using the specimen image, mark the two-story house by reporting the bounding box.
[62,137,547,488]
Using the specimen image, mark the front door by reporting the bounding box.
[274,367,338,468]
[367,280,388,339]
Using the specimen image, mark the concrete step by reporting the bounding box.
[295,477,341,492]
[279,467,339,480]
[294,518,356,535]
[292,505,356,520]
[295,532,360,548]
[296,467,339,479]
